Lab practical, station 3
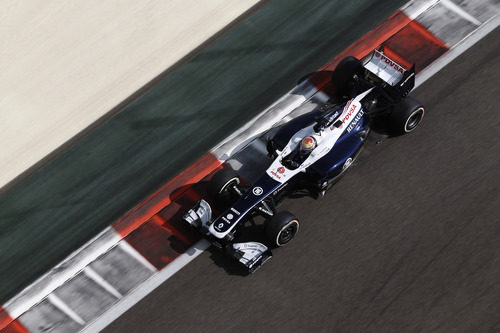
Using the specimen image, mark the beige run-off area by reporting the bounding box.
[0,0,259,189]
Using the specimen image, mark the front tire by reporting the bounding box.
[265,211,299,247]
[208,167,241,202]
[389,96,424,135]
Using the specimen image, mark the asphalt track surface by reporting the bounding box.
[106,28,500,332]
[0,0,407,303]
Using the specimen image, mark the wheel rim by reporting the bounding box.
[342,157,353,171]
[219,177,239,194]
[405,107,424,132]
[277,221,298,246]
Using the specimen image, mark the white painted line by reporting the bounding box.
[440,0,482,26]
[118,240,158,273]
[5,227,121,318]
[83,267,123,299]
[211,81,318,161]
[416,13,500,88]
[402,0,440,20]
[47,294,86,326]
[81,239,210,333]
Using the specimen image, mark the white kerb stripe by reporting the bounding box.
[402,0,440,20]
[83,267,123,299]
[47,294,86,326]
[118,240,158,272]
[440,0,482,26]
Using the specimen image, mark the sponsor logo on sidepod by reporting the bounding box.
[343,104,357,123]
[331,102,357,130]
[338,103,357,129]
[346,110,364,132]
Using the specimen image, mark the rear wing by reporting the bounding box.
[363,49,405,86]
[363,49,415,101]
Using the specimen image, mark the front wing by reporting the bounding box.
[183,199,272,273]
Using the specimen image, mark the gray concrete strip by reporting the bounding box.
[0,0,260,189]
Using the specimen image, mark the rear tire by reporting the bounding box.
[208,167,240,202]
[331,56,363,97]
[389,96,424,135]
[265,211,299,247]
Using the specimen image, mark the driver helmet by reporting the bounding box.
[300,136,317,153]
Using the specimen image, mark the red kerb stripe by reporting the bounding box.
[0,308,29,333]
[113,153,221,237]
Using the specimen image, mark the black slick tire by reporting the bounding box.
[389,96,425,135]
[265,211,299,247]
[331,56,363,97]
[208,167,240,201]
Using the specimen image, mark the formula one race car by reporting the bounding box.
[183,49,424,273]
